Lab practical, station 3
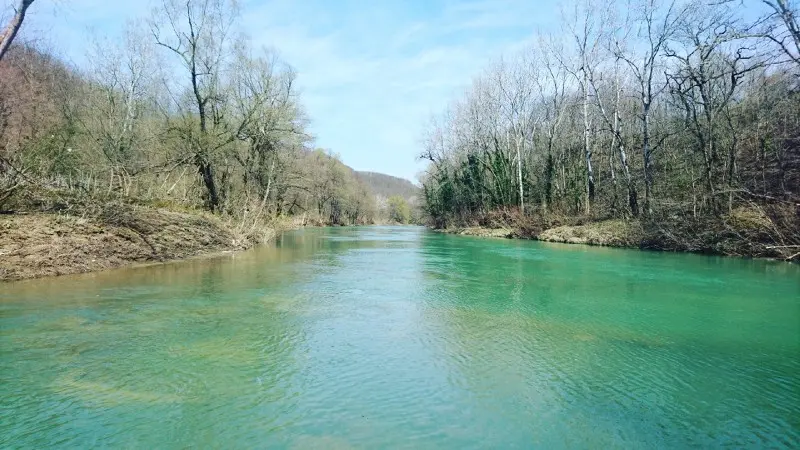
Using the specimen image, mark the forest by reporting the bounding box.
[419,0,799,259]
[0,0,383,233]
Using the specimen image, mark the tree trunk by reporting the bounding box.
[582,73,594,215]
[198,160,219,212]
[611,67,638,217]
[642,106,653,215]
[516,140,524,214]
[543,138,555,212]
[0,0,34,62]
[617,135,638,216]
[609,129,618,214]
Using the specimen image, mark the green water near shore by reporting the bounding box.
[2,226,798,448]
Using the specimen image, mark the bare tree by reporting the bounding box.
[761,0,800,66]
[495,56,540,214]
[535,36,570,212]
[150,0,239,212]
[615,0,685,214]
[0,0,34,62]
[584,9,640,216]
[83,22,157,187]
[667,2,762,212]
[231,48,308,216]
[563,0,606,214]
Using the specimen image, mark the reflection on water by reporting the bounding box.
[1,226,799,448]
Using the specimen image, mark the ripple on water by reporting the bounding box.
[1,226,798,448]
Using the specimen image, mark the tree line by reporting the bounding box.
[0,0,377,226]
[419,0,799,257]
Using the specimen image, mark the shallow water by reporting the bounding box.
[1,226,799,448]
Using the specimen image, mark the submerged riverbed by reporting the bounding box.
[1,226,798,448]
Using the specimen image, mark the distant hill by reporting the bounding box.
[355,171,420,201]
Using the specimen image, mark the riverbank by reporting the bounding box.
[437,220,641,247]
[437,212,799,261]
[0,202,300,282]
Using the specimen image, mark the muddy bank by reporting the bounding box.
[1,204,281,281]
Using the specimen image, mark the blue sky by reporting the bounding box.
[8,0,560,182]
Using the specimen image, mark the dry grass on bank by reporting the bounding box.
[536,220,643,247]
[436,204,798,261]
[0,187,305,281]
[1,207,238,281]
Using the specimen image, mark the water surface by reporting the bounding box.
[2,226,799,448]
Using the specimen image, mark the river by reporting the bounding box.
[1,226,798,448]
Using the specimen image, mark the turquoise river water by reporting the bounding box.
[1,226,799,448]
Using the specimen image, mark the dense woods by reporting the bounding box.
[0,0,380,232]
[419,0,799,259]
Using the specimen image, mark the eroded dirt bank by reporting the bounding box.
[1,204,278,281]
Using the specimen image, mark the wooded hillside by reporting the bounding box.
[0,0,383,229]
[419,0,799,259]
[355,171,420,200]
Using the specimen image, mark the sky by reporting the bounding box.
[6,0,561,182]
